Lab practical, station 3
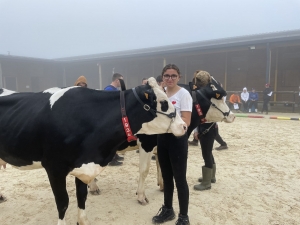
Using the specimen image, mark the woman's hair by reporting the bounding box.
[161,64,181,76]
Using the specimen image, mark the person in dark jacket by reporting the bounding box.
[261,83,272,115]
[248,88,259,113]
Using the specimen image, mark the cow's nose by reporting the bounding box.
[183,126,187,131]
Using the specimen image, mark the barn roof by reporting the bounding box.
[54,29,300,62]
[1,29,300,63]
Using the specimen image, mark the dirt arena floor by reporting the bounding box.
[1,112,300,225]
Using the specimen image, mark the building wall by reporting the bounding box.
[1,41,300,104]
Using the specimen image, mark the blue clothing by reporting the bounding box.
[249,92,259,101]
[104,85,118,91]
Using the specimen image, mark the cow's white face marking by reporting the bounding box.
[12,161,43,170]
[43,87,62,95]
[0,88,16,97]
[205,98,235,123]
[49,86,79,108]
[136,77,186,137]
[69,163,105,184]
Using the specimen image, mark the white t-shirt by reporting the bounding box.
[167,87,192,117]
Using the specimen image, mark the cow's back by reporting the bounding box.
[0,91,51,165]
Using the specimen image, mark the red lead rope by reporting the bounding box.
[121,116,137,142]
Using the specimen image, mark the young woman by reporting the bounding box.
[152,64,192,225]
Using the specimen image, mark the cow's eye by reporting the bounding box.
[160,100,168,112]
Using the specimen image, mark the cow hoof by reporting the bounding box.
[138,197,149,205]
[89,189,101,195]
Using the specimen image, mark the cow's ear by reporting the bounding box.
[189,82,198,91]
[144,89,156,105]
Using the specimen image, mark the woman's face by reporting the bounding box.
[162,69,180,88]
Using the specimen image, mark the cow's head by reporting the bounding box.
[135,77,186,136]
[192,71,235,123]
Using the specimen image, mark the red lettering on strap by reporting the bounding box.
[122,116,137,142]
[195,104,207,124]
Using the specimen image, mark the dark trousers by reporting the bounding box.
[157,133,189,216]
[198,123,217,168]
[248,101,258,110]
[241,100,248,112]
[215,132,227,146]
[262,100,269,112]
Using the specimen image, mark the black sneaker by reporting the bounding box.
[152,205,175,224]
[175,214,190,225]
[115,154,124,161]
[108,159,123,166]
[215,145,228,150]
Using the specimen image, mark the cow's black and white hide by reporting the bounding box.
[89,77,235,205]
[0,77,186,225]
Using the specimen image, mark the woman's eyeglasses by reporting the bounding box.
[163,74,178,80]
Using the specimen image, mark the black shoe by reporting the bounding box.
[115,154,124,161]
[152,205,175,224]
[175,214,190,225]
[151,155,156,160]
[215,145,228,150]
[108,159,123,166]
[188,140,198,146]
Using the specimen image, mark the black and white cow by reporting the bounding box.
[0,77,187,225]
[89,77,235,205]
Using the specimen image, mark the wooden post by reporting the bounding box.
[224,52,228,90]
[266,43,271,83]
[98,63,102,89]
[274,48,278,101]
[185,56,187,84]
[0,63,3,88]
[63,66,66,87]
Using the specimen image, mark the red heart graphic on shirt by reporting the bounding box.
[172,101,176,104]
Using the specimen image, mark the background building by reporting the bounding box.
[1,29,300,105]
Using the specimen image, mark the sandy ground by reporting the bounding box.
[1,112,300,225]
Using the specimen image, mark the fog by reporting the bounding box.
[0,0,299,58]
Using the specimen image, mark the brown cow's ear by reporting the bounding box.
[144,93,149,99]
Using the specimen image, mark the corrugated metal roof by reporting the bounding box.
[54,29,300,62]
[1,29,300,63]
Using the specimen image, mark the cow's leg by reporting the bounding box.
[88,178,100,195]
[75,177,90,225]
[154,147,164,191]
[45,169,69,225]
[136,147,152,205]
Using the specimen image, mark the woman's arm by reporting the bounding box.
[181,111,192,127]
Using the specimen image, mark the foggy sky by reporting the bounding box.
[0,0,299,59]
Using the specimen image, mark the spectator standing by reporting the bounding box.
[240,87,249,113]
[248,88,259,113]
[104,73,125,166]
[141,78,148,85]
[74,75,88,87]
[261,83,272,115]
